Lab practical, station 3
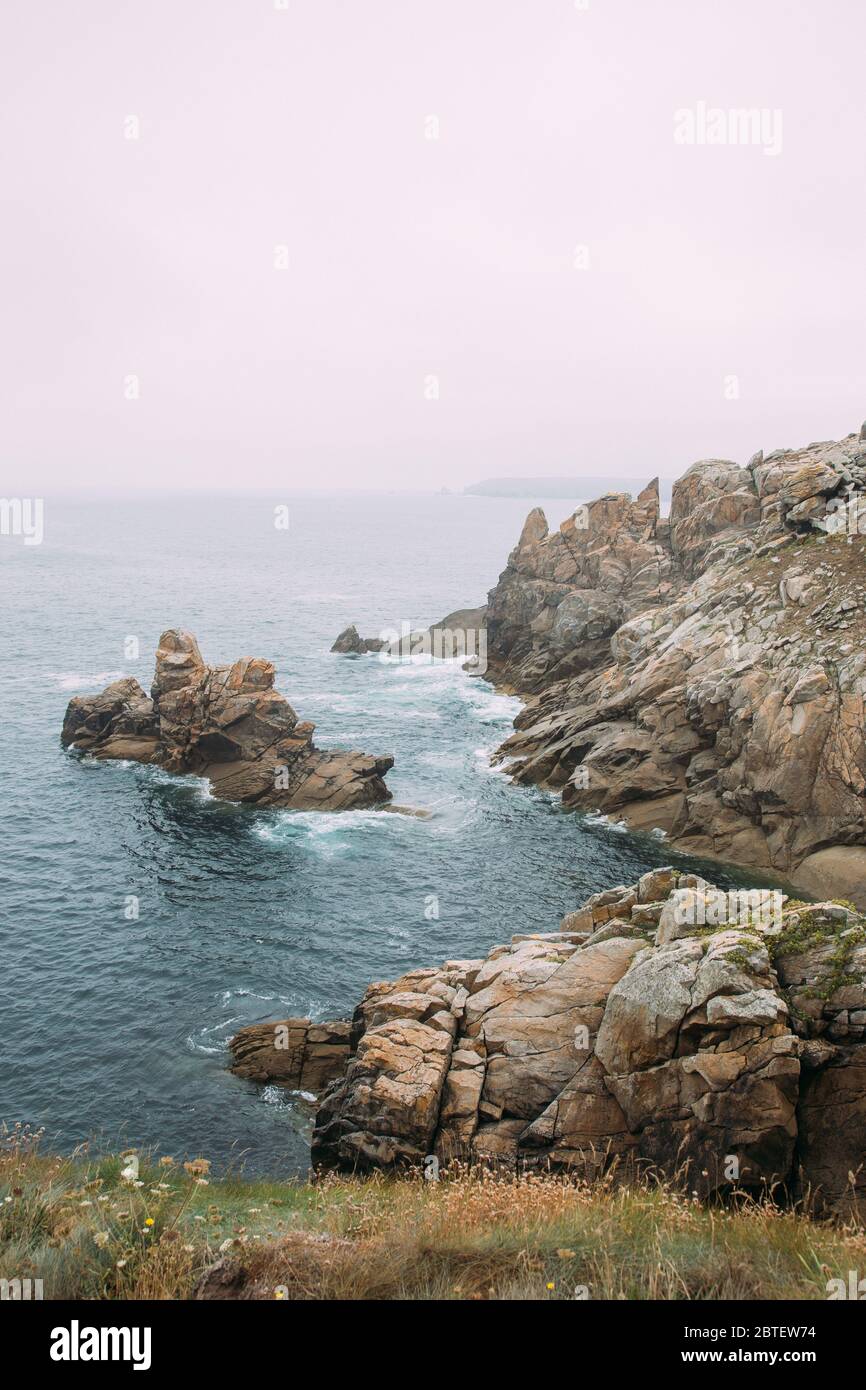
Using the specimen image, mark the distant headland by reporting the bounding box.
[465,476,655,498]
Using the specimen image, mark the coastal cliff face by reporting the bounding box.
[61,629,394,811]
[483,432,866,908]
[281,871,866,1216]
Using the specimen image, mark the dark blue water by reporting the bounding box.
[1,493,756,1175]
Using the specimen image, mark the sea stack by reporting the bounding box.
[62,629,394,811]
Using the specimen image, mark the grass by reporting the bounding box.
[2,1129,865,1301]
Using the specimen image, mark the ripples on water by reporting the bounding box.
[1,494,758,1175]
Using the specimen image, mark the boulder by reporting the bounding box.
[229,1018,351,1092]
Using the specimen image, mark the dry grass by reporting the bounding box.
[2,1131,864,1301]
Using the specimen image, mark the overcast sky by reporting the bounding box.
[2,0,864,493]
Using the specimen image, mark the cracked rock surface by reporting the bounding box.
[302,870,866,1216]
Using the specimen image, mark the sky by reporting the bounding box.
[2,0,864,493]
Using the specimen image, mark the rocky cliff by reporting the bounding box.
[482,430,866,907]
[215,428,866,1210]
[61,629,394,811]
[270,870,866,1216]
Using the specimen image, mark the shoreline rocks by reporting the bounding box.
[476,430,866,907]
[61,629,394,812]
[301,870,866,1216]
[229,1018,351,1092]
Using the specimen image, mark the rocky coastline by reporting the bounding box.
[61,430,866,1210]
[235,424,866,1208]
[327,428,866,905]
[480,429,866,908]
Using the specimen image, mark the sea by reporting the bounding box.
[0,491,763,1175]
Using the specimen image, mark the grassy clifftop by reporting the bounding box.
[2,1136,864,1301]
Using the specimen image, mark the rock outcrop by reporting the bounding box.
[62,630,394,811]
[330,625,386,655]
[304,871,866,1217]
[230,1018,351,1092]
[480,431,866,907]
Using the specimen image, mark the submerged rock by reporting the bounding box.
[305,870,866,1216]
[61,629,394,811]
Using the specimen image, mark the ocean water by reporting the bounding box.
[1,492,755,1176]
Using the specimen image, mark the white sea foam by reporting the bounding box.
[260,1085,317,1108]
[473,746,516,779]
[583,811,629,834]
[424,794,480,835]
[52,670,127,691]
[218,987,319,1012]
[298,691,357,710]
[260,1085,292,1109]
[459,684,521,724]
[418,750,463,769]
[186,1017,242,1055]
[253,806,390,845]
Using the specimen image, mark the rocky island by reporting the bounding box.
[61,629,394,811]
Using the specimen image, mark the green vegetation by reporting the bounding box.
[2,1131,864,1301]
[768,906,866,1002]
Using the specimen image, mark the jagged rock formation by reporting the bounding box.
[481,432,866,907]
[331,625,386,655]
[230,1018,351,1092]
[305,870,866,1216]
[61,629,394,811]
